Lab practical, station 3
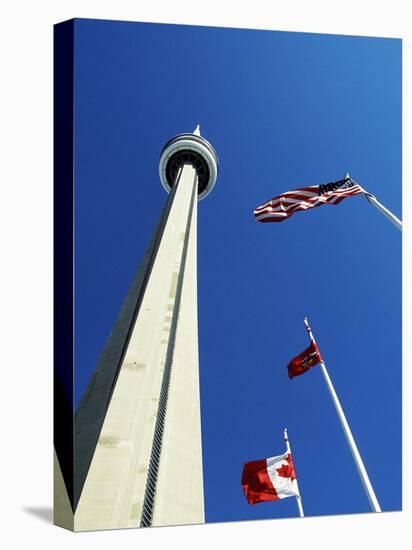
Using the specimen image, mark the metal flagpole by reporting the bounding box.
[304,317,381,513]
[283,428,304,518]
[364,193,402,231]
[346,173,402,231]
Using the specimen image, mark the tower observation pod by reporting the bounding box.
[64,128,219,531]
[159,125,219,200]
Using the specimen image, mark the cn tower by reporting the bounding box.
[55,127,219,531]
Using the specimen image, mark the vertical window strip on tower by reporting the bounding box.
[140,169,198,527]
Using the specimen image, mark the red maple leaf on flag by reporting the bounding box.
[275,454,296,481]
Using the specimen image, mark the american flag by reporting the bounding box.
[254,177,364,223]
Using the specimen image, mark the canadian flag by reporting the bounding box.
[242,451,299,505]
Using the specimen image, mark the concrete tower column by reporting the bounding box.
[66,129,218,531]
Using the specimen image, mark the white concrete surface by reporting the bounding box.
[74,164,204,531]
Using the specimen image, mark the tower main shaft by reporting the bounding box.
[67,129,218,531]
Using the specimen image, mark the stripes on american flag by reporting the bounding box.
[254,178,364,223]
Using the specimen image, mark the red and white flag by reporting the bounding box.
[242,450,299,505]
[287,340,322,379]
[287,317,322,378]
[254,177,364,223]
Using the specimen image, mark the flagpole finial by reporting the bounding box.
[283,428,292,457]
[193,124,201,136]
[345,172,350,179]
[304,317,318,347]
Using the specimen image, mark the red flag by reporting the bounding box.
[287,340,322,379]
[242,452,299,505]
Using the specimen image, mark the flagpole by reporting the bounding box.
[364,193,402,231]
[283,428,304,518]
[346,174,402,231]
[304,318,381,513]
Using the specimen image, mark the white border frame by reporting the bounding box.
[1,2,409,549]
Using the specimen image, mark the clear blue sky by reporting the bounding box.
[72,19,401,521]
